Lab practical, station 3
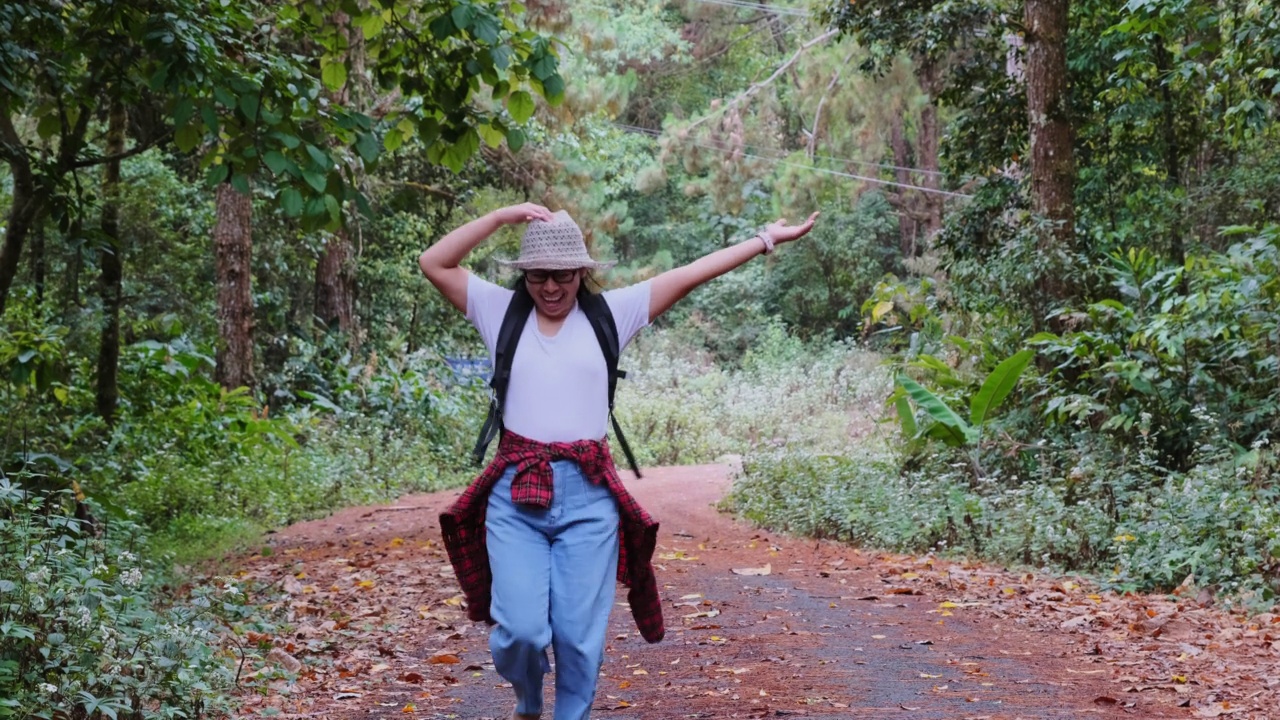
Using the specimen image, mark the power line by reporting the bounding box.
[610,122,971,199]
[612,122,947,179]
[683,0,814,17]
[577,0,813,18]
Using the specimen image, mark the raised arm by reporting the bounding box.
[649,212,819,322]
[418,203,553,312]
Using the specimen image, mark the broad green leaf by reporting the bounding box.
[478,122,505,148]
[305,144,331,169]
[323,193,341,223]
[383,128,405,152]
[530,52,557,81]
[355,132,380,163]
[471,12,500,44]
[542,74,565,103]
[451,3,475,30]
[508,90,535,123]
[506,127,525,152]
[898,375,971,445]
[200,104,219,134]
[969,349,1035,427]
[262,150,289,174]
[275,132,301,149]
[895,394,917,438]
[174,124,201,153]
[357,13,385,38]
[429,14,455,40]
[322,61,348,91]
[298,390,341,413]
[239,92,259,122]
[302,170,327,192]
[925,421,973,448]
[280,188,304,217]
[230,172,250,195]
[173,97,194,127]
[418,117,441,146]
[871,300,894,323]
[206,164,229,187]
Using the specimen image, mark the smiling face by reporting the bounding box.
[524,268,585,320]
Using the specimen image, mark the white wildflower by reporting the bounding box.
[120,568,143,588]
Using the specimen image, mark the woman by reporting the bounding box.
[420,203,818,720]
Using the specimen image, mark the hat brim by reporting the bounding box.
[498,258,617,271]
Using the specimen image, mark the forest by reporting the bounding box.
[2,0,1279,716]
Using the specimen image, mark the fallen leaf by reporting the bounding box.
[428,653,461,665]
[731,564,772,576]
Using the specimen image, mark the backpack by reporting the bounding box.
[471,282,643,478]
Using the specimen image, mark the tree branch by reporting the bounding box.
[0,98,31,169]
[70,131,171,169]
[807,49,856,159]
[684,28,839,134]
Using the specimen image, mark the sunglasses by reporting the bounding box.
[524,269,579,284]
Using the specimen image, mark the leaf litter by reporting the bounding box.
[219,465,1277,718]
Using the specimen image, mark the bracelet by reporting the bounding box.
[756,231,775,255]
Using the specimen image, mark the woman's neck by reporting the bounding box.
[535,306,571,337]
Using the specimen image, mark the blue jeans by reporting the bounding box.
[486,461,620,720]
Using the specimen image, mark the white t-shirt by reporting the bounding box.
[466,273,652,443]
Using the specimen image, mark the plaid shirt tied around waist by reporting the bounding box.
[439,431,665,643]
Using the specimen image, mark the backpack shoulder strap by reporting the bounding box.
[578,287,642,478]
[472,283,534,465]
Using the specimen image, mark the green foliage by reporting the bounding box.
[894,349,1034,449]
[616,326,889,465]
[1034,225,1280,468]
[0,479,235,718]
[727,437,1280,606]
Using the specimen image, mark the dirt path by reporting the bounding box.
[230,465,1277,719]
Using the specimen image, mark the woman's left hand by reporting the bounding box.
[764,211,820,245]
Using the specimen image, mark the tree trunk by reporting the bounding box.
[890,114,920,257]
[1154,40,1185,265]
[214,182,256,390]
[312,9,366,340]
[31,222,46,307]
[915,58,944,240]
[314,227,356,334]
[1025,0,1077,299]
[96,100,126,424]
[0,152,39,317]
[62,220,83,326]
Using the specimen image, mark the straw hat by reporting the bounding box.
[499,210,616,271]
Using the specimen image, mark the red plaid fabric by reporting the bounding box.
[439,431,665,643]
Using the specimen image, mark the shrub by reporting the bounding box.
[616,325,889,465]
[0,477,234,719]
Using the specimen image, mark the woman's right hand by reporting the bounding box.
[491,203,554,226]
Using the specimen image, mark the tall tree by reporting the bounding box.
[314,10,365,338]
[0,0,225,315]
[1024,0,1075,296]
[95,100,126,423]
[214,183,256,390]
[824,0,997,242]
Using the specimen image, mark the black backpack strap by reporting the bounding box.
[472,283,535,466]
[578,287,643,478]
